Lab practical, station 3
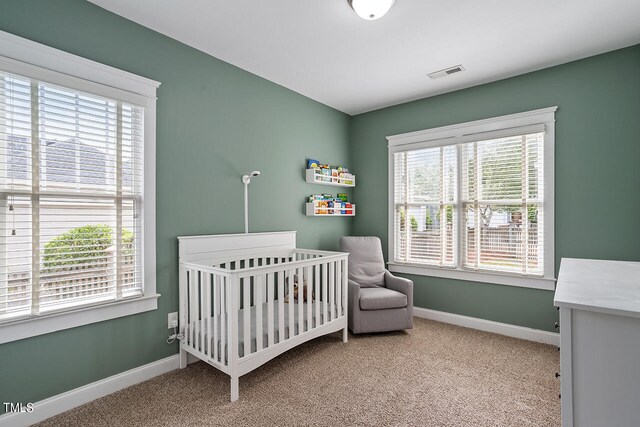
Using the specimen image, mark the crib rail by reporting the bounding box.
[178,249,348,391]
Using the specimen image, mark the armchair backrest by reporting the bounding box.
[339,236,386,288]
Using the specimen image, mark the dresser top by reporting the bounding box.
[554,258,640,318]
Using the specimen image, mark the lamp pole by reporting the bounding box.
[241,171,260,234]
[243,178,249,233]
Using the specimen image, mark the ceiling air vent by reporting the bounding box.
[428,65,466,80]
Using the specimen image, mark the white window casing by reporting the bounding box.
[387,107,556,291]
[0,30,160,344]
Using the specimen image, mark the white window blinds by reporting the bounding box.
[393,145,457,267]
[0,71,144,322]
[461,132,544,275]
[392,128,546,278]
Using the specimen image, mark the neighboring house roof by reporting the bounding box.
[44,138,107,185]
[7,135,132,186]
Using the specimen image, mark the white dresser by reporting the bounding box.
[554,258,640,427]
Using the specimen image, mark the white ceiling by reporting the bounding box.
[88,0,640,115]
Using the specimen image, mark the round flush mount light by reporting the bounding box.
[348,0,396,20]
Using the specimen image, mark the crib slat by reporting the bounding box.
[194,270,200,350]
[261,258,267,303]
[267,272,274,347]
[288,269,294,339]
[200,271,206,354]
[202,272,209,355]
[306,265,312,330]
[197,272,201,352]
[179,267,188,349]
[256,274,263,351]
[196,272,202,352]
[297,266,303,334]
[329,262,335,321]
[221,277,227,365]
[207,274,214,357]
[314,264,320,326]
[189,269,196,348]
[187,269,192,346]
[278,270,285,343]
[322,263,328,324]
[213,274,220,362]
[336,261,342,318]
[243,277,251,357]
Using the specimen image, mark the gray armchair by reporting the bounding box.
[340,236,413,334]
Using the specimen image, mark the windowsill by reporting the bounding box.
[0,293,160,344]
[387,262,556,291]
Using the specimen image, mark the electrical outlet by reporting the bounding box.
[168,312,178,329]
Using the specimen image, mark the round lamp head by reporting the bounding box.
[242,170,261,184]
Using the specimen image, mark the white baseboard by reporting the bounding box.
[413,307,560,346]
[0,354,181,427]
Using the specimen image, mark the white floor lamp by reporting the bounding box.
[242,171,261,233]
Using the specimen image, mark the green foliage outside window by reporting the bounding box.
[43,224,133,269]
[436,206,454,225]
[410,216,418,232]
[527,205,538,224]
[424,209,433,229]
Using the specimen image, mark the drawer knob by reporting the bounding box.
[555,372,561,378]
[554,322,559,330]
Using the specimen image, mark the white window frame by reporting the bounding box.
[0,30,160,344]
[387,107,556,291]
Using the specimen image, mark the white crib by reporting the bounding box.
[177,231,348,401]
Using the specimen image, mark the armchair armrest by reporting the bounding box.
[348,279,361,332]
[348,279,360,304]
[384,270,413,309]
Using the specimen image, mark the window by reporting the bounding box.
[0,31,160,343]
[388,108,556,290]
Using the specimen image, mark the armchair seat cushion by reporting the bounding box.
[359,287,407,311]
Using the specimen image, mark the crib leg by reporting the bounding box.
[179,348,188,369]
[343,326,348,343]
[231,376,239,402]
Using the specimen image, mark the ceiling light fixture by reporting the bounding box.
[348,0,396,21]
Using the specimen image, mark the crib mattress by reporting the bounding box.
[188,300,338,361]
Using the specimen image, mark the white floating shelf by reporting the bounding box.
[305,169,355,187]
[306,203,355,217]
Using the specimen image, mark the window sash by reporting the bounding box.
[393,144,458,267]
[459,132,544,276]
[0,70,144,323]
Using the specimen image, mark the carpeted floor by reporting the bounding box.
[37,318,560,426]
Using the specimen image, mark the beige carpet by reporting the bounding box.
[37,318,560,426]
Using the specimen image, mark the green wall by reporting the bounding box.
[350,44,640,332]
[0,0,351,408]
[2,0,640,412]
